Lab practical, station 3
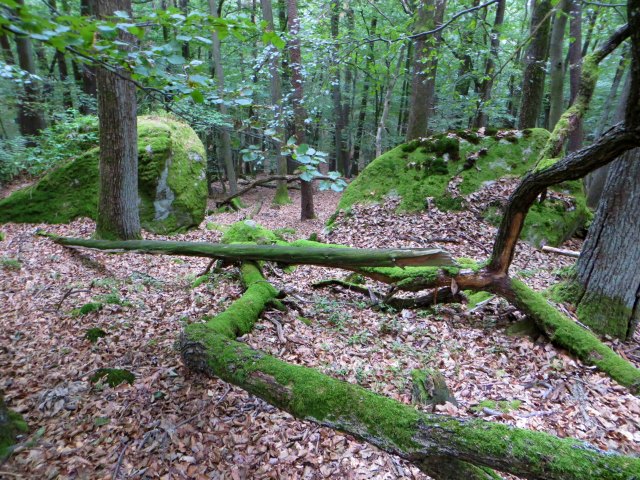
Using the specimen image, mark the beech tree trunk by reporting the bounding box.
[78,0,97,114]
[330,1,347,176]
[94,0,141,240]
[518,0,552,129]
[260,0,290,205]
[472,0,505,128]
[286,0,315,220]
[375,46,405,157]
[547,0,569,130]
[576,149,640,339]
[210,0,237,195]
[353,17,376,169]
[567,0,582,152]
[14,0,46,141]
[406,0,447,141]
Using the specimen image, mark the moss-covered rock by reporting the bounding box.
[0,116,207,234]
[336,129,589,247]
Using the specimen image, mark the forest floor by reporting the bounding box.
[1,184,639,480]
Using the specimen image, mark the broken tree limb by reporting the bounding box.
[48,236,456,269]
[179,263,640,480]
[541,246,580,258]
[216,174,339,207]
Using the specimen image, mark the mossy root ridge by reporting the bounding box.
[0,395,28,460]
[504,279,640,394]
[180,323,640,479]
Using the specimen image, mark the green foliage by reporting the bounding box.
[0,112,98,185]
[90,368,135,387]
[76,302,103,315]
[471,399,522,413]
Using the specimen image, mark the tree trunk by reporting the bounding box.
[78,0,97,114]
[94,0,141,241]
[286,0,314,220]
[547,0,569,130]
[178,0,190,59]
[261,0,290,205]
[209,0,237,195]
[567,0,582,151]
[14,0,47,141]
[353,17,376,169]
[330,1,347,175]
[454,0,480,100]
[518,0,552,129]
[472,0,505,128]
[375,46,405,157]
[405,0,447,141]
[575,148,640,339]
[49,0,73,110]
[0,32,15,65]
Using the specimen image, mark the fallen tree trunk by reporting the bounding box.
[48,233,640,393]
[179,261,640,480]
[48,236,455,269]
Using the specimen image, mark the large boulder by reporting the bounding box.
[0,116,207,234]
[336,129,589,247]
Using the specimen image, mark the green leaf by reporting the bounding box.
[191,90,204,103]
[297,144,309,155]
[235,98,252,106]
[176,34,192,41]
[114,10,130,19]
[195,36,213,45]
[167,55,186,65]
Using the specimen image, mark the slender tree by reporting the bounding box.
[548,0,569,130]
[330,0,347,175]
[406,0,447,141]
[567,0,582,151]
[14,0,46,141]
[518,0,552,128]
[94,0,141,240]
[472,0,505,128]
[209,0,237,195]
[287,0,314,220]
[78,0,97,113]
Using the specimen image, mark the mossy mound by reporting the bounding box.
[336,129,589,247]
[0,116,207,234]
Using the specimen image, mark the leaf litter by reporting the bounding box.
[0,185,638,480]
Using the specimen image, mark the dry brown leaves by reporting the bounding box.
[1,186,638,480]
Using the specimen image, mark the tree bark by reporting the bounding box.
[49,236,455,269]
[14,0,47,141]
[566,0,582,152]
[518,0,552,129]
[94,0,141,240]
[0,32,15,65]
[575,147,640,339]
[210,0,237,195]
[330,1,347,176]
[78,0,97,114]
[353,17,376,169]
[286,0,314,220]
[472,0,505,128]
[261,0,290,205]
[405,0,447,141]
[547,0,569,130]
[375,46,405,157]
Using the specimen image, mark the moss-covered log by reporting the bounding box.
[48,235,456,269]
[179,268,640,479]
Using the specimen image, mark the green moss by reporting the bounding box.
[0,257,21,270]
[471,399,522,413]
[576,292,633,340]
[191,274,212,288]
[85,327,107,343]
[273,184,292,205]
[0,231,5,241]
[0,116,207,235]
[547,279,583,305]
[90,368,135,387]
[505,318,541,338]
[222,220,279,244]
[0,407,28,460]
[510,279,640,393]
[465,291,492,310]
[74,302,103,316]
[298,316,312,326]
[410,369,456,407]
